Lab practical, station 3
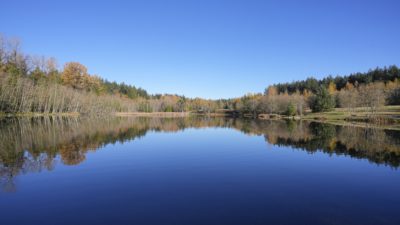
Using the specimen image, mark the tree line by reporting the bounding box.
[237,71,399,116]
[0,35,222,114]
[248,66,400,115]
[1,34,399,115]
[271,66,400,95]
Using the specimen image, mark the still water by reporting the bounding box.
[1,116,399,225]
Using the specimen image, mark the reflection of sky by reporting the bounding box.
[2,127,400,224]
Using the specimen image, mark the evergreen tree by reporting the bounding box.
[309,87,335,112]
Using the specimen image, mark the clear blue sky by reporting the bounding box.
[1,0,399,99]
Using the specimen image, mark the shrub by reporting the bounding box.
[285,103,296,116]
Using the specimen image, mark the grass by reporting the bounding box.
[2,106,400,130]
[301,105,400,130]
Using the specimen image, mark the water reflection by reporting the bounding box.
[1,116,399,191]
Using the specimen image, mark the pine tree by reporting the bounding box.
[309,87,335,112]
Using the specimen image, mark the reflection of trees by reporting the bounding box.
[1,116,400,191]
[262,121,400,168]
[0,152,55,192]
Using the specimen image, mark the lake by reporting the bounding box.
[1,116,400,225]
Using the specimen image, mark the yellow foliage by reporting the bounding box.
[266,86,278,96]
[345,82,354,90]
[61,62,88,89]
[328,82,337,94]
[303,89,312,98]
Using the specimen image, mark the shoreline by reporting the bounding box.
[1,110,399,130]
[114,112,230,117]
[0,112,81,117]
[115,112,191,117]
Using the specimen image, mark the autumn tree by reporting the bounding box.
[262,86,278,113]
[327,81,337,95]
[359,82,386,114]
[85,74,103,94]
[46,57,61,83]
[61,62,89,90]
[337,83,358,113]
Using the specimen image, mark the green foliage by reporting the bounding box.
[309,87,335,112]
[269,65,400,95]
[30,67,46,84]
[387,88,400,105]
[138,102,152,112]
[177,98,186,112]
[5,63,23,77]
[164,105,174,112]
[102,80,148,99]
[285,103,296,116]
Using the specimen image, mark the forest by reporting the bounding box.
[0,34,399,116]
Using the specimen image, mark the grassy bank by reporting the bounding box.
[2,106,400,130]
[301,105,400,121]
[298,105,400,130]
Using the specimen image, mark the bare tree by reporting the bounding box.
[359,83,386,114]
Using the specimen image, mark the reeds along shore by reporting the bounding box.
[1,34,400,116]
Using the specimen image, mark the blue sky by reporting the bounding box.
[1,0,399,99]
